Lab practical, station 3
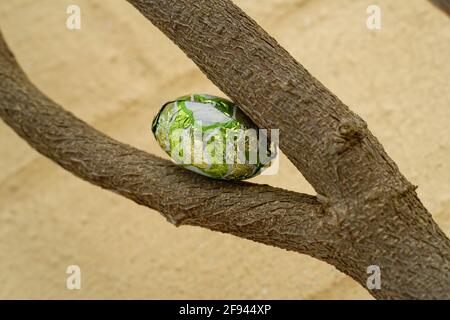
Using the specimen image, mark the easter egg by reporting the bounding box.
[151,94,276,180]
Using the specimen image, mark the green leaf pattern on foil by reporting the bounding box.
[152,94,274,180]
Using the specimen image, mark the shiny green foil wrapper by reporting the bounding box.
[152,94,275,180]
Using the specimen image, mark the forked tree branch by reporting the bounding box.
[0,0,449,299]
[0,30,330,278]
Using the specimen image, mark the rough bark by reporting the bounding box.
[0,0,448,299]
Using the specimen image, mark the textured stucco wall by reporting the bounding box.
[0,0,449,299]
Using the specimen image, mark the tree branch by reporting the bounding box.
[1,0,449,299]
[125,0,450,299]
[0,30,331,272]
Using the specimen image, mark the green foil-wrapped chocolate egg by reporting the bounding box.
[151,94,275,180]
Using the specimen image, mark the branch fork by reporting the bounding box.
[0,0,449,299]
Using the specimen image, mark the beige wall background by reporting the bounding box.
[0,0,449,299]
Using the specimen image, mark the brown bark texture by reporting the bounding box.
[0,0,449,299]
